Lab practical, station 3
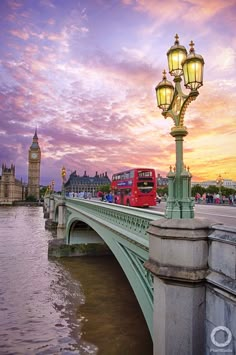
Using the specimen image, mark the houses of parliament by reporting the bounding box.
[0,131,41,205]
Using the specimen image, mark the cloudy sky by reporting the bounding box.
[0,0,235,189]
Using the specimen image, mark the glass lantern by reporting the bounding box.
[167,34,187,77]
[155,70,174,111]
[182,41,204,90]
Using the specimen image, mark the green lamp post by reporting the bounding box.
[51,179,55,193]
[61,166,66,197]
[216,174,224,197]
[155,34,204,218]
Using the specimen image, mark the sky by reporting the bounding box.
[0,0,235,189]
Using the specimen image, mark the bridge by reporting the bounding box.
[44,194,236,354]
[46,194,164,338]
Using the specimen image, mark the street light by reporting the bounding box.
[155,34,204,218]
[45,184,50,196]
[61,166,66,197]
[216,174,224,196]
[51,180,55,193]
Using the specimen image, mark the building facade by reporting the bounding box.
[28,130,41,200]
[64,171,111,196]
[0,164,25,205]
[157,173,168,188]
[192,179,236,189]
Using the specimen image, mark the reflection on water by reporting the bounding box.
[59,256,153,354]
[0,206,152,354]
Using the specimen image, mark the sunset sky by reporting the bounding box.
[0,0,235,189]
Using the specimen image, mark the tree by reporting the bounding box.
[157,186,168,196]
[97,184,111,194]
[206,185,219,194]
[191,184,206,197]
[221,186,236,197]
[40,185,48,197]
[26,195,37,202]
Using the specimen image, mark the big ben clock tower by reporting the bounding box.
[28,130,41,200]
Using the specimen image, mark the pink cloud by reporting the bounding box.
[9,29,30,40]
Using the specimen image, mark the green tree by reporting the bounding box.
[26,195,37,202]
[191,184,206,197]
[98,184,111,194]
[157,186,168,196]
[206,185,219,194]
[221,187,236,197]
[40,185,48,197]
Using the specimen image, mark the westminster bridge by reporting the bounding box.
[44,194,236,355]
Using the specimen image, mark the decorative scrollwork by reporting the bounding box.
[119,244,154,303]
[179,94,197,126]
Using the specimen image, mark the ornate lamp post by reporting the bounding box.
[51,180,55,193]
[155,34,204,218]
[216,174,224,196]
[61,166,66,197]
[45,184,50,197]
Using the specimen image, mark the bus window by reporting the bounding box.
[125,189,131,195]
[138,171,152,178]
[137,181,154,193]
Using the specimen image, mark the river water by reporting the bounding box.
[0,206,152,354]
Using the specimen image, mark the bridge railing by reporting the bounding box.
[55,196,165,248]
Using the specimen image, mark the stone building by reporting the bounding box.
[64,171,111,196]
[0,164,25,205]
[157,173,168,188]
[28,130,41,200]
[0,131,41,204]
[192,179,236,189]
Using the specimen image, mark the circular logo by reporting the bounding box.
[210,326,232,348]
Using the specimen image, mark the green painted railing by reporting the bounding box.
[60,197,164,247]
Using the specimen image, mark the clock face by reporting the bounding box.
[31,152,38,159]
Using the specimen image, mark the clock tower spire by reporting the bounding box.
[28,129,41,200]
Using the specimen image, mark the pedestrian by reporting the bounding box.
[106,192,113,203]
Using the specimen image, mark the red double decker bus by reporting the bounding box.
[111,168,157,207]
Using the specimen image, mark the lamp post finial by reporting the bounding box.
[189,40,195,53]
[174,33,179,44]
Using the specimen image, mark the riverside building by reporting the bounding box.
[64,171,111,196]
[0,131,41,204]
[0,164,26,205]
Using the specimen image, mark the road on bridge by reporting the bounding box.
[151,203,236,228]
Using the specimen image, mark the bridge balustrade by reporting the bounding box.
[64,197,164,248]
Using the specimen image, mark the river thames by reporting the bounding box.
[0,206,152,355]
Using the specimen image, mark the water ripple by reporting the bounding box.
[0,206,93,354]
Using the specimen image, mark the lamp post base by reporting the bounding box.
[165,164,194,219]
[165,199,194,219]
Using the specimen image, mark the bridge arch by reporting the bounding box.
[68,218,105,246]
[66,211,154,338]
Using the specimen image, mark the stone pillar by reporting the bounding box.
[57,201,66,239]
[144,218,211,355]
[45,196,50,212]
[49,196,55,220]
[57,201,66,229]
[43,196,50,218]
